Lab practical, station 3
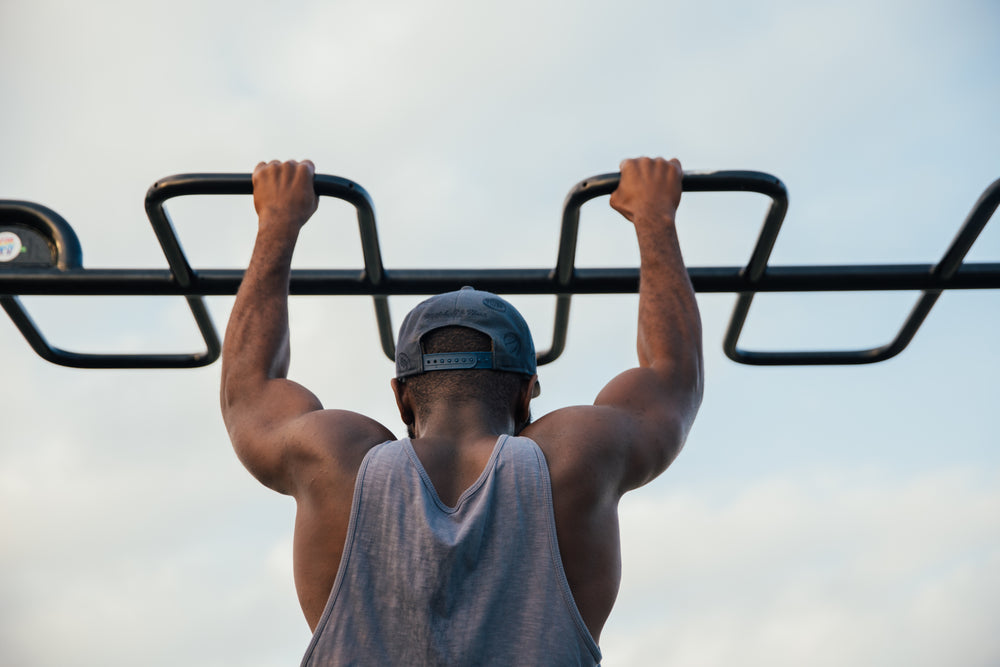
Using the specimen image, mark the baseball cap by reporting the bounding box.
[395,287,539,397]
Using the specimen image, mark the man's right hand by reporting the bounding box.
[609,157,683,226]
[252,159,319,231]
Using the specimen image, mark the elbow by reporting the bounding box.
[219,367,256,432]
[219,352,267,417]
[657,357,704,457]
[219,369,240,418]
[219,379,241,440]
[681,340,705,421]
[681,363,704,441]
[691,356,705,416]
[652,349,704,419]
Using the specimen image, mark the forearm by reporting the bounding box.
[221,219,300,408]
[633,212,704,397]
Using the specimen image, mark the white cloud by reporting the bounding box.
[605,467,1000,666]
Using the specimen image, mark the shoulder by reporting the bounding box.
[522,388,690,499]
[289,410,396,488]
[234,406,396,499]
[520,406,627,499]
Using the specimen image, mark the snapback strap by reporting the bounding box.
[421,351,494,371]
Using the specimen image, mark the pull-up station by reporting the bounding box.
[1,171,997,368]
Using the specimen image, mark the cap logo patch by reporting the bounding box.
[482,298,507,312]
[503,332,520,354]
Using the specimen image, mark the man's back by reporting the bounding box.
[301,435,602,666]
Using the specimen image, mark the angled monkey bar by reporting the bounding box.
[1,171,997,368]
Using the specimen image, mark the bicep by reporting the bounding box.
[593,365,701,492]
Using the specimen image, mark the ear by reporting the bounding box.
[516,375,538,425]
[391,378,414,428]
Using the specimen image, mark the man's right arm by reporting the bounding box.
[220,161,394,496]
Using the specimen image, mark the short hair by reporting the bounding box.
[403,326,531,426]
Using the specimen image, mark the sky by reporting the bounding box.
[1,0,998,665]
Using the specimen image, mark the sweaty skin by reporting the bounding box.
[220,157,703,643]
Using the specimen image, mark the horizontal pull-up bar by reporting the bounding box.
[1,171,997,368]
[3,263,997,296]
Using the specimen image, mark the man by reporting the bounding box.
[221,157,703,665]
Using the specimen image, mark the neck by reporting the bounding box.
[412,400,517,442]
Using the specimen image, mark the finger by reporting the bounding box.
[301,159,315,172]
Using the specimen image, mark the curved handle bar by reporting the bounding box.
[144,173,384,288]
[556,171,1000,366]
[539,170,790,364]
[0,173,386,369]
[558,170,789,286]
[143,173,395,365]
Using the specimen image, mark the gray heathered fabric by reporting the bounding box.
[300,435,602,666]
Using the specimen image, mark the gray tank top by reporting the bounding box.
[300,435,602,666]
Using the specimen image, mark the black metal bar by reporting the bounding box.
[144,173,384,284]
[374,296,395,359]
[0,294,219,368]
[723,178,1000,365]
[536,295,571,365]
[552,170,790,364]
[0,174,383,368]
[4,263,999,296]
[0,200,218,368]
[145,172,393,360]
[2,172,998,368]
[935,179,1000,279]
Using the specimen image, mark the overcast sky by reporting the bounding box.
[1,1,998,665]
